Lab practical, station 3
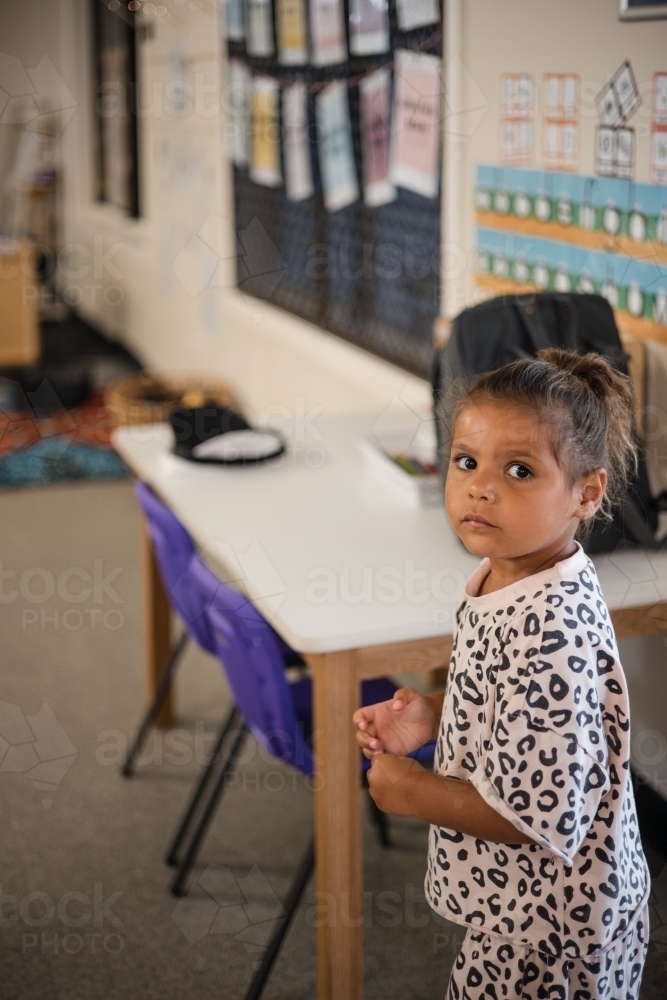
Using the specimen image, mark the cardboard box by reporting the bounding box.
[0,241,39,367]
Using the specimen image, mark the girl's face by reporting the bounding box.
[445,400,603,561]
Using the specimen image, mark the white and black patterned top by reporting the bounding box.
[425,544,650,958]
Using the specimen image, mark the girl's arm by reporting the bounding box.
[367,755,537,845]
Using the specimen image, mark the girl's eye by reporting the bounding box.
[508,463,532,480]
[455,455,476,471]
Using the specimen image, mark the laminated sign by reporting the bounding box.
[224,0,245,40]
[316,80,359,211]
[309,0,347,66]
[395,0,439,32]
[276,0,308,65]
[390,50,441,198]
[283,82,314,201]
[349,0,390,56]
[250,77,282,187]
[651,73,667,185]
[226,59,252,166]
[246,0,275,57]
[595,61,640,179]
[360,68,395,206]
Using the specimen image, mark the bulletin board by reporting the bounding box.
[224,2,443,379]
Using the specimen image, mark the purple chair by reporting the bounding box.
[122,482,220,777]
[127,483,309,870]
[169,550,435,1000]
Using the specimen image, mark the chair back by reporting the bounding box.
[135,482,215,653]
[188,554,314,777]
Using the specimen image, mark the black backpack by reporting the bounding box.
[431,292,667,553]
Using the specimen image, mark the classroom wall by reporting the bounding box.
[4,0,667,798]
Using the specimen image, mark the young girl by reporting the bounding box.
[354,349,650,999]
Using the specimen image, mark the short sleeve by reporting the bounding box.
[469,710,610,864]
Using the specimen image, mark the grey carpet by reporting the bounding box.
[0,480,665,999]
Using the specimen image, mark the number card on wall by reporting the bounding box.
[499,73,534,165]
[543,74,579,171]
[651,73,667,185]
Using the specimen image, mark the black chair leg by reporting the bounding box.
[122,631,190,777]
[170,721,248,897]
[365,774,391,847]
[244,838,315,1000]
[165,703,239,867]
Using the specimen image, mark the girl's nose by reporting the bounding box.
[468,478,495,502]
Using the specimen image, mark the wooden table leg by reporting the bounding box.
[142,520,174,728]
[310,650,363,1000]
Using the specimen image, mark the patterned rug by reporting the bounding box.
[0,392,127,489]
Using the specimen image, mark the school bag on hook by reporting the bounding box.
[431,292,667,553]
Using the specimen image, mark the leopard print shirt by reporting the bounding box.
[425,544,650,959]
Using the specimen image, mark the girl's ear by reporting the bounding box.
[574,468,607,521]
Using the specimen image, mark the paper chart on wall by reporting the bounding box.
[390,50,441,199]
[246,0,275,57]
[283,82,314,201]
[226,59,252,166]
[316,80,359,211]
[395,0,439,32]
[223,0,245,40]
[309,0,347,66]
[349,0,389,56]
[360,68,395,206]
[250,78,282,187]
[276,0,308,65]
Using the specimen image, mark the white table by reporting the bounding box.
[113,412,667,1000]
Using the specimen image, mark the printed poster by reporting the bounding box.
[360,68,395,206]
[309,0,347,67]
[349,0,389,56]
[223,0,245,41]
[250,77,282,187]
[283,82,313,201]
[276,0,308,65]
[246,0,275,57]
[390,50,441,199]
[396,0,439,32]
[226,59,252,166]
[316,80,359,211]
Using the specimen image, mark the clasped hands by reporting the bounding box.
[352,687,439,817]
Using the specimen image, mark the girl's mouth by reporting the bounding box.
[461,514,497,529]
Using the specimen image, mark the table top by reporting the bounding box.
[113,413,667,654]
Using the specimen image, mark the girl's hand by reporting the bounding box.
[367,754,426,816]
[353,687,438,759]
